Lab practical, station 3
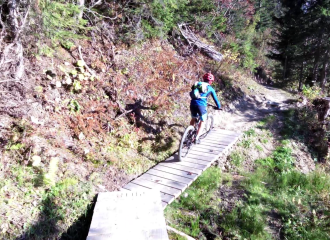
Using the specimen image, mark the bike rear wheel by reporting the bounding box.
[178,125,196,161]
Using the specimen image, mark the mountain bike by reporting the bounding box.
[178,105,222,161]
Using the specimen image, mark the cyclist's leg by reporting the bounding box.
[190,105,199,126]
[195,106,207,140]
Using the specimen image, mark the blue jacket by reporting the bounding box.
[190,84,221,108]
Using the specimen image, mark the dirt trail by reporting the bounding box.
[214,85,295,132]
[212,83,315,174]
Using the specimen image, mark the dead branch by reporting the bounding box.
[78,45,97,77]
[114,109,134,121]
[178,23,223,62]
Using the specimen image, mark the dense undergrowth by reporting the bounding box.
[165,117,330,240]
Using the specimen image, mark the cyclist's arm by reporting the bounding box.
[210,88,221,109]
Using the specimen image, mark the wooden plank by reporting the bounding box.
[201,138,236,144]
[163,156,209,167]
[166,160,208,170]
[166,154,212,163]
[139,174,187,190]
[189,146,225,155]
[204,135,238,141]
[188,148,221,156]
[132,178,182,198]
[153,165,198,180]
[159,162,202,175]
[212,129,241,135]
[146,169,193,185]
[207,132,240,138]
[88,191,168,240]
[123,182,150,191]
[193,143,225,152]
[123,183,174,204]
[162,201,167,209]
[186,152,218,162]
[181,153,215,162]
[180,157,214,166]
[198,140,230,147]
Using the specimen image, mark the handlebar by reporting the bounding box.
[207,103,223,110]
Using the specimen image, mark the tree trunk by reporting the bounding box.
[321,61,328,91]
[78,0,85,19]
[8,0,20,38]
[283,55,287,81]
[298,61,304,91]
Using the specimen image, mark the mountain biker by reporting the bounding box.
[190,72,221,144]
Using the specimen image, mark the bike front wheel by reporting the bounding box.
[200,115,214,139]
[178,125,196,161]
[205,115,214,134]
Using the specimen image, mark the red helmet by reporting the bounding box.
[203,72,215,82]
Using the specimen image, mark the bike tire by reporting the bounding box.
[205,115,214,135]
[178,125,196,161]
[200,115,214,139]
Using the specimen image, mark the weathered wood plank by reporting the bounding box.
[180,157,214,166]
[146,169,194,185]
[88,191,168,240]
[204,135,238,142]
[190,145,225,154]
[201,138,236,144]
[159,162,202,175]
[123,183,174,204]
[188,148,222,156]
[132,178,182,197]
[123,182,150,191]
[212,129,241,135]
[139,174,187,190]
[166,153,212,163]
[153,165,199,180]
[166,160,208,170]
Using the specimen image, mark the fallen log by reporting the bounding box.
[178,23,223,62]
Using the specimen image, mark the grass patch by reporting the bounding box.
[165,167,222,238]
[165,142,330,239]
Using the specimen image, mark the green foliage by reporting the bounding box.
[38,0,89,40]
[244,128,256,137]
[73,80,82,92]
[230,152,244,167]
[7,143,25,150]
[69,99,81,112]
[38,43,55,57]
[302,85,322,100]
[43,158,59,187]
[165,167,222,237]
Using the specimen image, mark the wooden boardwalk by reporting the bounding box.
[87,128,241,239]
[87,191,168,240]
[123,128,241,208]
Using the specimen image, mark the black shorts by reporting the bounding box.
[190,105,207,121]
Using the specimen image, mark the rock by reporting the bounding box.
[79,132,85,140]
[32,156,42,167]
[64,62,70,66]
[31,116,44,125]
[56,81,62,88]
[98,185,106,190]
[266,101,280,107]
[64,77,72,85]
[253,95,263,104]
